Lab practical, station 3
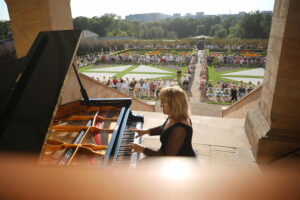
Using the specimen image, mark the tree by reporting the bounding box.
[72,11,272,40]
[147,26,165,39]
[238,11,266,39]
[195,24,206,35]
[166,31,177,39]
[228,24,242,38]
[0,20,12,40]
[261,13,272,38]
[223,16,239,32]
[73,16,90,30]
[209,24,225,37]
[215,28,227,38]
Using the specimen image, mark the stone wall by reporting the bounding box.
[222,86,262,119]
[60,68,155,112]
[244,0,300,163]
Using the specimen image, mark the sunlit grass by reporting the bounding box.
[207,66,264,86]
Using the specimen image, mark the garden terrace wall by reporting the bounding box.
[222,86,262,119]
[61,68,155,112]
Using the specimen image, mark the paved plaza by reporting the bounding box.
[222,68,265,76]
[87,65,132,72]
[81,64,176,80]
[82,64,265,86]
[221,68,265,85]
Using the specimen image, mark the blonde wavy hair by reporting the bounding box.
[160,86,190,121]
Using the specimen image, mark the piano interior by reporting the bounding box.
[40,99,143,167]
[41,101,116,166]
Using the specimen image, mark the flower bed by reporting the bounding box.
[115,48,194,56]
[208,49,266,57]
[241,53,261,57]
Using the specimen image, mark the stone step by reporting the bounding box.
[133,110,256,168]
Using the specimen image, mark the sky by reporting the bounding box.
[0,0,275,20]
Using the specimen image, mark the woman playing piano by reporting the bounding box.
[127,86,196,157]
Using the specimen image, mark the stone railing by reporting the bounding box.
[61,69,155,112]
[222,85,262,119]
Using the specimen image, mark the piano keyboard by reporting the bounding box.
[114,122,142,168]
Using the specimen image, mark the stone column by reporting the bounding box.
[5,0,73,58]
[244,0,300,163]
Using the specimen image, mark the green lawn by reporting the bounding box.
[78,63,186,82]
[78,64,96,72]
[207,66,264,86]
[79,64,128,73]
[114,65,139,78]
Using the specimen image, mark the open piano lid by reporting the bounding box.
[0,30,82,152]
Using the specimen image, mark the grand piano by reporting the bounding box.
[0,30,143,167]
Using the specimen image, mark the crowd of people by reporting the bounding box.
[89,62,196,99]
[207,54,266,66]
[197,50,263,103]
[205,44,267,50]
[78,48,262,105]
[91,76,177,99]
[205,80,261,103]
[76,51,195,68]
[181,56,197,91]
[87,59,196,100]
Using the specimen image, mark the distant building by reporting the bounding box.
[173,13,181,18]
[261,11,272,14]
[185,13,192,18]
[125,13,171,22]
[196,12,205,18]
[124,11,272,22]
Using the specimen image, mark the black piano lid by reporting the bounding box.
[0,57,25,114]
[0,30,82,152]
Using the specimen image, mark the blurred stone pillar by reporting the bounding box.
[244,0,300,163]
[5,0,73,58]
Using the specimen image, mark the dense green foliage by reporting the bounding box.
[73,11,272,39]
[0,11,271,40]
[0,20,12,40]
[0,11,271,58]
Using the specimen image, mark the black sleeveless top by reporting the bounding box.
[143,118,196,157]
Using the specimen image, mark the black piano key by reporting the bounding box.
[113,121,143,167]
